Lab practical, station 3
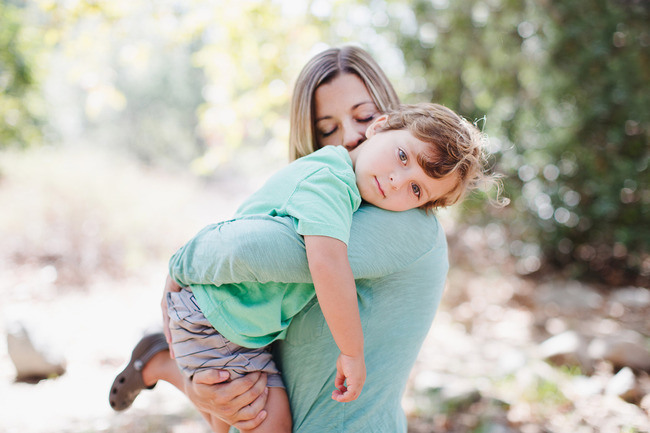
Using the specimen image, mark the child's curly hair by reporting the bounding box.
[377,103,503,211]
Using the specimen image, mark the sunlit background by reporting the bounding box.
[1,0,649,432]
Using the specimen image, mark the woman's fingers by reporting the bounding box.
[188,370,269,425]
[160,292,173,355]
[229,372,269,410]
[161,274,183,357]
[192,368,231,386]
[232,410,268,430]
[231,388,269,430]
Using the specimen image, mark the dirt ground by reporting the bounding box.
[0,268,207,433]
[3,259,649,433]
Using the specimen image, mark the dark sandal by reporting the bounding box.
[109,333,169,411]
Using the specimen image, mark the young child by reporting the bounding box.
[165,103,492,433]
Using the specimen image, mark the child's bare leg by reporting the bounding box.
[141,351,230,433]
[240,387,291,433]
[203,418,230,433]
[142,350,183,388]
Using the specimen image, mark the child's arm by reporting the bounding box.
[304,235,366,403]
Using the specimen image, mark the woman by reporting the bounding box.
[110,46,448,432]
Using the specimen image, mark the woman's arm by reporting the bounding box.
[169,206,440,287]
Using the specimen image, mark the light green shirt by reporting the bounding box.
[169,206,448,432]
[236,145,360,244]
[170,145,361,348]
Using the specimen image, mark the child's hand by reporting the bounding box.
[332,353,366,402]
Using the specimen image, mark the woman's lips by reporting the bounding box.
[375,177,386,198]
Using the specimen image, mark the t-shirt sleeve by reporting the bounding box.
[285,167,361,244]
[168,207,445,287]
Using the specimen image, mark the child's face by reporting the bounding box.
[349,117,459,212]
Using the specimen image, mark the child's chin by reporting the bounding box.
[362,199,383,209]
[370,202,399,212]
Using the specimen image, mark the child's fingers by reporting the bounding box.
[344,382,360,401]
[332,386,358,403]
[332,361,365,402]
[334,369,346,390]
[332,388,350,402]
[331,377,362,402]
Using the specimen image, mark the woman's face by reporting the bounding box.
[313,73,381,151]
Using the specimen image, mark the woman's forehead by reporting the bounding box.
[314,74,374,114]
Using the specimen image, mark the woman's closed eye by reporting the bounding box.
[319,128,336,138]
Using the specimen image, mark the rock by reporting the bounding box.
[588,332,650,371]
[605,367,639,402]
[411,372,483,415]
[440,382,482,411]
[640,393,650,417]
[538,330,592,373]
[568,375,604,397]
[610,287,650,308]
[496,348,528,376]
[6,322,66,383]
[536,281,604,313]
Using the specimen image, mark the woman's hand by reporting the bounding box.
[186,369,270,431]
[332,353,366,402]
[161,274,182,357]
[161,273,270,430]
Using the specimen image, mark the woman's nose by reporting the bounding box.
[341,124,365,150]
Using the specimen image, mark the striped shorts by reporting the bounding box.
[166,288,284,388]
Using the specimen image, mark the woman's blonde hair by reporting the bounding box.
[289,46,400,161]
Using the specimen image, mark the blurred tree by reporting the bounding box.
[383,0,649,285]
[532,0,650,286]
[7,0,648,284]
[20,0,326,173]
[0,1,43,149]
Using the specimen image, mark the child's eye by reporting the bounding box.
[398,148,408,164]
[411,183,421,198]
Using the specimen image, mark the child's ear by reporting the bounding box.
[365,115,389,138]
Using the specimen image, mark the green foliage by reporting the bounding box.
[526,377,568,407]
[13,0,326,171]
[534,0,650,285]
[0,2,43,148]
[6,0,648,284]
[558,364,583,377]
[389,0,649,285]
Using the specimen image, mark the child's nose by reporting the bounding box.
[389,173,406,190]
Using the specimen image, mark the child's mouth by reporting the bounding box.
[374,177,386,198]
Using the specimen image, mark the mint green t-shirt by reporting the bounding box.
[168,207,448,432]
[236,145,361,244]
[170,145,361,348]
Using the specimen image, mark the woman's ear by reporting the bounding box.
[365,114,389,138]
